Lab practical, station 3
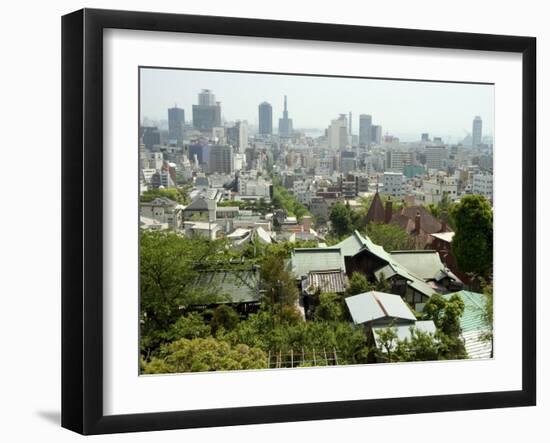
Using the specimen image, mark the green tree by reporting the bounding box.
[162,312,211,342]
[395,327,442,362]
[314,292,344,322]
[365,222,416,251]
[374,324,399,362]
[272,183,310,222]
[330,202,355,237]
[423,293,467,359]
[259,253,300,323]
[140,231,229,355]
[142,337,267,373]
[480,279,494,356]
[451,195,493,277]
[346,272,374,296]
[140,187,189,205]
[210,305,240,334]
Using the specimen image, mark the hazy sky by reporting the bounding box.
[140,68,494,143]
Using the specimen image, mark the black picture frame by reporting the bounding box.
[62,8,536,435]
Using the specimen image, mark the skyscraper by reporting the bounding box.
[472,116,483,147]
[371,125,382,144]
[226,120,249,153]
[192,89,222,131]
[328,115,348,150]
[141,126,161,150]
[168,106,185,146]
[278,95,293,137]
[359,114,372,146]
[209,145,234,174]
[258,102,273,135]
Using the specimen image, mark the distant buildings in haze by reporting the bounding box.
[168,106,185,146]
[193,89,222,131]
[359,114,372,146]
[472,116,482,147]
[278,95,293,137]
[258,102,273,135]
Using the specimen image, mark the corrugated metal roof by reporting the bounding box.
[443,291,492,359]
[290,248,345,278]
[304,270,348,294]
[462,330,492,359]
[345,291,416,325]
[372,320,437,351]
[443,291,487,332]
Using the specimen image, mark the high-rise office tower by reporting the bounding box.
[278,95,293,137]
[371,125,382,144]
[198,89,216,106]
[168,106,185,146]
[340,150,357,175]
[328,115,348,150]
[227,120,249,153]
[141,126,161,150]
[359,114,372,146]
[193,89,222,131]
[472,116,483,147]
[258,102,273,135]
[209,145,234,174]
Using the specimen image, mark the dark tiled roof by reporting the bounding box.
[392,206,442,234]
[304,270,348,294]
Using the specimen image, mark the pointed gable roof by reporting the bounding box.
[392,205,442,234]
[365,191,385,224]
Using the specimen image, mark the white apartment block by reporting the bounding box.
[293,179,313,205]
[315,157,334,176]
[238,177,272,201]
[422,175,458,205]
[147,152,164,170]
[472,173,493,202]
[381,172,404,197]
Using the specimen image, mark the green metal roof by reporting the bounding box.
[336,230,438,298]
[443,290,492,359]
[390,250,461,283]
[443,290,487,333]
[290,248,345,278]
[193,269,260,304]
[333,231,365,257]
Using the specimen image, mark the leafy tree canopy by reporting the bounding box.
[140,187,189,205]
[451,195,493,277]
[142,337,267,373]
[364,222,416,252]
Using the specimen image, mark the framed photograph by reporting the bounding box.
[62,8,536,435]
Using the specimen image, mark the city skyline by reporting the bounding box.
[140,67,494,143]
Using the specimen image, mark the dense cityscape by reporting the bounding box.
[139,76,494,373]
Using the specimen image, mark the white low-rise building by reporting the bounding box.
[472,172,493,202]
[421,175,458,205]
[381,172,404,197]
